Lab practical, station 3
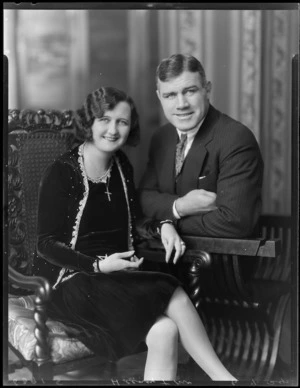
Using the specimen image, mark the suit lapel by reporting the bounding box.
[179,105,220,193]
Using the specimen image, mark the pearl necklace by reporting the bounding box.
[83,142,114,201]
[87,159,114,184]
[87,160,114,201]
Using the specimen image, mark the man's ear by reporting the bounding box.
[156,89,161,101]
[205,81,212,95]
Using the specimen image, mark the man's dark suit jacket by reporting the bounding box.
[139,104,264,238]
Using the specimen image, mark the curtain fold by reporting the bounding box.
[5,8,298,214]
[157,9,297,215]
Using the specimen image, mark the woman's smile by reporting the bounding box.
[102,135,120,142]
[90,101,131,154]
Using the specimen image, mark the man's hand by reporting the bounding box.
[160,223,186,264]
[97,251,144,273]
[175,189,217,217]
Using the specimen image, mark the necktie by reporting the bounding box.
[175,133,188,178]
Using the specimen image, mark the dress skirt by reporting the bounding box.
[45,169,181,360]
[48,267,180,360]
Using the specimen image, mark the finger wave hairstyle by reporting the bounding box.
[74,87,140,146]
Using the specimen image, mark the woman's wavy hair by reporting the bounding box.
[74,86,140,146]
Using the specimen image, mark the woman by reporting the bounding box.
[33,86,236,381]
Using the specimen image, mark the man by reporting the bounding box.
[139,54,264,239]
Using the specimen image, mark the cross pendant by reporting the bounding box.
[105,188,112,201]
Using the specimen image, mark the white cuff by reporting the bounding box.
[173,200,181,219]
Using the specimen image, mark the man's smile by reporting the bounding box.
[174,112,193,119]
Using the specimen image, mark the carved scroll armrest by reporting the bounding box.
[9,265,51,295]
[136,242,212,310]
[9,265,52,366]
[136,235,282,306]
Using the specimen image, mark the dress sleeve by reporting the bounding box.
[36,160,96,273]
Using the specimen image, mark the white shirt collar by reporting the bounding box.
[176,116,205,141]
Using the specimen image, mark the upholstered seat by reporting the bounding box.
[8,295,94,364]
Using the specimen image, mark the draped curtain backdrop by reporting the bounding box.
[4,8,298,215]
[154,9,298,215]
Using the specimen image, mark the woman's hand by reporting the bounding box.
[128,255,143,271]
[160,223,186,264]
[97,251,144,274]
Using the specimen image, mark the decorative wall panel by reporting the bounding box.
[179,10,204,61]
[17,11,71,109]
[15,10,89,110]
[261,10,294,215]
[269,11,290,214]
[240,11,262,142]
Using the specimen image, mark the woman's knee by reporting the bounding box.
[146,316,179,349]
[168,286,192,308]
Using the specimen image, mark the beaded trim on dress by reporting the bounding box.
[52,145,134,289]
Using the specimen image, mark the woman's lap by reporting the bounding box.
[48,270,180,358]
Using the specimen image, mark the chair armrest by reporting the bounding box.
[183,236,281,257]
[136,244,212,267]
[9,265,51,297]
[8,265,52,366]
[136,235,281,306]
[139,236,281,258]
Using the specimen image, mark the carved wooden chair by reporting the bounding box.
[140,221,291,381]
[5,103,295,382]
[6,109,116,382]
[5,109,212,382]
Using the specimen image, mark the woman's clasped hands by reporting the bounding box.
[96,221,186,272]
[96,251,144,273]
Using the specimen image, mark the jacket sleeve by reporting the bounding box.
[36,160,96,272]
[178,129,264,237]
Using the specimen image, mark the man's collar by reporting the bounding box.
[176,116,206,140]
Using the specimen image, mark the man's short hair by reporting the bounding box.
[156,54,207,87]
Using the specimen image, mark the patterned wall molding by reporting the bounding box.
[240,10,262,142]
[268,10,291,214]
[178,10,205,61]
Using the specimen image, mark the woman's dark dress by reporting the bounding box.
[47,163,180,360]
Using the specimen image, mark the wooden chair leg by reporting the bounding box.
[108,360,118,379]
[32,361,54,382]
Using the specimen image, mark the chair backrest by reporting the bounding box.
[8,110,78,276]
